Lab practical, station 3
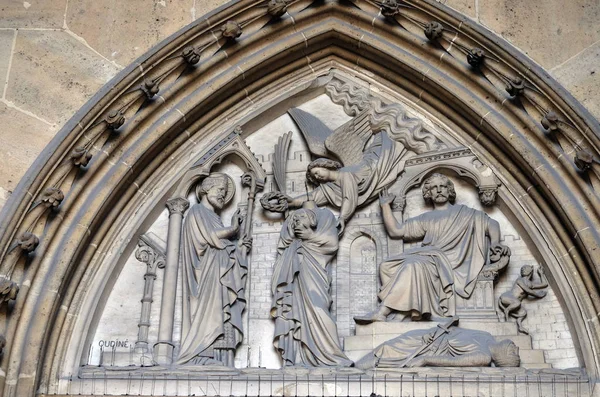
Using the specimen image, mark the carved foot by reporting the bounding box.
[354,311,387,324]
[517,326,529,335]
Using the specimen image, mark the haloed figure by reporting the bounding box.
[271,203,353,367]
[177,173,252,366]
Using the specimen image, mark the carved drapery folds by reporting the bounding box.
[0,0,598,395]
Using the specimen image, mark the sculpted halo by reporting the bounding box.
[196,173,236,206]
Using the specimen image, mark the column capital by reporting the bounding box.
[165,197,190,215]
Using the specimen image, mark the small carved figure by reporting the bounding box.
[177,173,251,366]
[356,319,520,368]
[498,265,548,334]
[0,276,19,303]
[271,201,353,367]
[355,173,510,323]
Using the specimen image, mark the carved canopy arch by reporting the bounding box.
[391,147,502,212]
[0,0,598,395]
[172,130,267,199]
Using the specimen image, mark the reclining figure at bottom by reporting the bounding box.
[356,319,520,368]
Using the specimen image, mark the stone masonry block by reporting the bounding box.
[0,30,14,90]
[552,39,600,121]
[6,30,120,126]
[66,0,192,66]
[0,103,56,192]
[479,0,600,69]
[0,0,67,28]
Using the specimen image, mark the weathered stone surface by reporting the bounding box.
[5,30,120,126]
[479,0,600,69]
[66,0,192,66]
[551,41,600,121]
[196,0,231,18]
[0,0,67,28]
[0,30,15,95]
[0,187,10,212]
[0,103,56,195]
[442,0,476,18]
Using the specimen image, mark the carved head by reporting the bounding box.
[422,173,456,205]
[479,188,497,206]
[490,339,520,367]
[520,265,534,278]
[197,174,229,210]
[306,158,342,185]
[291,208,317,239]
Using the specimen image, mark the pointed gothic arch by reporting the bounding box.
[0,0,599,395]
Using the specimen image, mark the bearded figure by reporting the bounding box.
[177,173,251,366]
[356,173,510,323]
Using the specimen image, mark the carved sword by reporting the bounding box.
[396,316,460,368]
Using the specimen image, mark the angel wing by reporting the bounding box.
[272,131,292,191]
[324,108,372,166]
[288,107,373,166]
[288,108,331,158]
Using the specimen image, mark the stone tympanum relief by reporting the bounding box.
[87,73,577,387]
[354,173,511,323]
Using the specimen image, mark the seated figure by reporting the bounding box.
[355,320,520,368]
[355,173,510,323]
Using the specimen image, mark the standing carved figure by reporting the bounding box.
[355,173,510,323]
[498,265,548,334]
[271,202,353,367]
[177,173,252,366]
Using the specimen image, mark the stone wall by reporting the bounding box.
[0,0,599,212]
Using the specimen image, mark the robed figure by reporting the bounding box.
[356,173,510,323]
[271,203,353,367]
[178,173,251,366]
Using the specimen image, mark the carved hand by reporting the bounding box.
[231,209,242,231]
[379,188,395,206]
[489,243,511,261]
[241,236,253,251]
[537,266,545,276]
[337,217,346,236]
[422,332,435,345]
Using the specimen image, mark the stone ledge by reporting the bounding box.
[355,320,519,336]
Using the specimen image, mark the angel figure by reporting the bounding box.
[262,104,441,232]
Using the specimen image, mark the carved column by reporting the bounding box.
[153,197,189,365]
[134,237,165,353]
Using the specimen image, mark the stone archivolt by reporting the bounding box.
[0,0,598,396]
